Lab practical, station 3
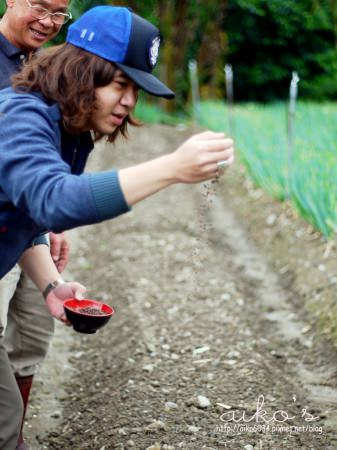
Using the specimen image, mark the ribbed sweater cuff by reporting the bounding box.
[89,170,130,221]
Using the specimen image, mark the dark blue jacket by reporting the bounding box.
[0,88,130,277]
[0,32,28,90]
[0,31,49,252]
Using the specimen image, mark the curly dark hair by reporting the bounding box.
[12,44,139,142]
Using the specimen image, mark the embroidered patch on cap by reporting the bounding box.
[148,36,160,68]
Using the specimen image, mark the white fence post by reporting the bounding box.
[287,71,300,197]
[188,59,201,124]
[224,64,235,138]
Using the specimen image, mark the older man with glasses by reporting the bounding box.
[0,1,72,449]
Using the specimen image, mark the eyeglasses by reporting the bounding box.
[26,0,72,25]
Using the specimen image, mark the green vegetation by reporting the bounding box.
[200,101,337,238]
[127,0,337,104]
[2,1,335,104]
[136,99,337,239]
[225,0,337,102]
[134,98,184,126]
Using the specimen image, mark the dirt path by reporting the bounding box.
[26,125,337,450]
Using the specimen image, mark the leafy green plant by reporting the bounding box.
[134,98,184,126]
[198,100,337,238]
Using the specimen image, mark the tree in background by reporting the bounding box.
[120,0,337,104]
[225,0,337,101]
[1,0,336,104]
[115,0,228,110]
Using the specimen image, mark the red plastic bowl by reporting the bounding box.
[63,299,114,334]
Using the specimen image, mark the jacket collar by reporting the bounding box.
[48,103,61,120]
[0,32,27,59]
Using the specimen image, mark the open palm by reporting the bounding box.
[45,282,86,323]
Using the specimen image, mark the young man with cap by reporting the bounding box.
[0,6,234,449]
[0,1,75,449]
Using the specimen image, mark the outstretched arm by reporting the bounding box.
[118,131,234,206]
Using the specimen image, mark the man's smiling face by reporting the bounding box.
[4,0,69,51]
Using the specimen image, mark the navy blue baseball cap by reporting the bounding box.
[66,6,174,99]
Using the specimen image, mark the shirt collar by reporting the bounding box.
[0,32,29,58]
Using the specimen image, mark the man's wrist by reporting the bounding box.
[42,279,65,299]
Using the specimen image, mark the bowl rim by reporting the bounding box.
[63,298,114,317]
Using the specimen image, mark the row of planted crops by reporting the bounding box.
[197,101,337,239]
[136,100,337,239]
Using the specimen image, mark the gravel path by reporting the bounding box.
[26,125,337,450]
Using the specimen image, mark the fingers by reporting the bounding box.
[200,154,235,178]
[59,312,70,324]
[201,165,219,179]
[224,154,235,166]
[56,243,70,273]
[196,138,233,153]
[49,233,61,263]
[199,149,234,166]
[60,315,71,326]
[56,259,65,273]
[45,296,67,323]
[194,131,226,141]
[50,232,71,272]
[73,283,86,300]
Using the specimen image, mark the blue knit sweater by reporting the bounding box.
[0,88,130,277]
